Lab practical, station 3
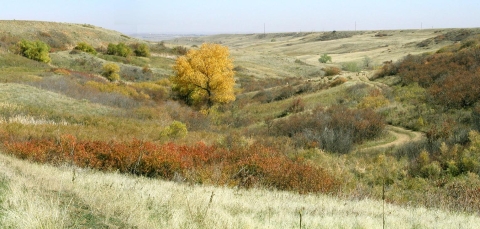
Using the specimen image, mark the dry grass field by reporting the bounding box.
[1,152,479,229]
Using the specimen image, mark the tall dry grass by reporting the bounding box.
[0,152,479,229]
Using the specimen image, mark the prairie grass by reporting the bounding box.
[0,152,479,228]
[0,83,116,117]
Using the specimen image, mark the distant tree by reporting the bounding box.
[133,43,150,57]
[74,42,97,55]
[172,43,235,107]
[102,63,120,81]
[318,54,332,63]
[16,40,51,63]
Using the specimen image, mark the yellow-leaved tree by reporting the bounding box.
[172,43,235,107]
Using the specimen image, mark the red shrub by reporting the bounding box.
[3,135,338,194]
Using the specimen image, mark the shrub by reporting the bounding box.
[357,89,390,109]
[363,56,373,69]
[318,54,332,63]
[329,77,347,87]
[106,43,117,55]
[74,42,97,55]
[391,42,480,109]
[342,61,361,72]
[116,43,132,57]
[173,46,188,55]
[323,66,341,76]
[160,121,188,139]
[3,136,338,194]
[279,98,305,117]
[133,43,150,57]
[271,105,385,153]
[102,63,120,81]
[106,43,132,57]
[16,40,51,63]
[372,60,398,79]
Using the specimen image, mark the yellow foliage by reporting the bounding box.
[102,63,120,81]
[160,120,188,139]
[418,150,430,167]
[172,43,235,107]
[358,89,390,109]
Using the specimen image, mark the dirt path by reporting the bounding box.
[363,125,424,151]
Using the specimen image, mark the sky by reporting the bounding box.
[0,0,479,35]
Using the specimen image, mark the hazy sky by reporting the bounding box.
[1,0,479,34]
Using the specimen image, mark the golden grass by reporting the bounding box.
[0,152,479,229]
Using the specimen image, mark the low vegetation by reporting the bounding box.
[74,41,97,55]
[107,42,132,57]
[15,39,51,63]
[101,63,120,81]
[318,53,332,63]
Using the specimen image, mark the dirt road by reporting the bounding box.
[361,125,424,152]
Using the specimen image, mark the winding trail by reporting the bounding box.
[344,71,426,151]
[372,125,424,150]
[356,125,424,153]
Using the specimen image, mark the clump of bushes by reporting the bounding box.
[322,66,341,76]
[271,105,385,153]
[16,40,51,63]
[3,135,338,194]
[329,77,347,87]
[407,131,480,179]
[375,39,480,109]
[74,42,97,55]
[172,46,188,55]
[160,120,188,139]
[357,88,390,109]
[342,61,361,72]
[101,63,120,81]
[318,54,332,63]
[133,43,150,57]
[107,42,132,57]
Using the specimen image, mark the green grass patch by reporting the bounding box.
[97,54,149,67]
[149,56,175,69]
[0,53,50,72]
[0,83,116,118]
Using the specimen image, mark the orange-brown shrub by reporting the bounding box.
[387,41,480,108]
[3,135,338,194]
[322,66,341,76]
[329,77,347,87]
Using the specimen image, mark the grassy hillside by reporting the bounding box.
[2,20,480,227]
[1,152,479,229]
[0,20,136,51]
